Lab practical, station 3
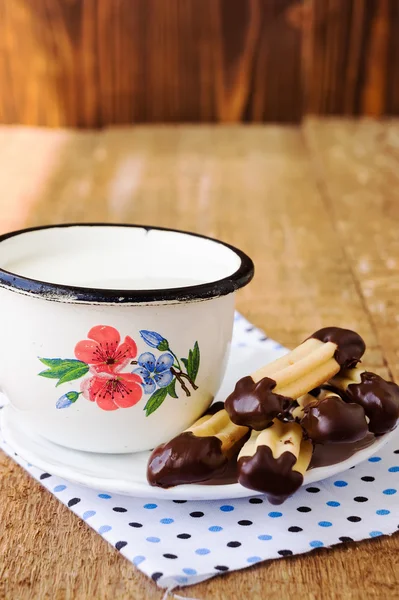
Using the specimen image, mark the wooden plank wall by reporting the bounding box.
[0,0,398,127]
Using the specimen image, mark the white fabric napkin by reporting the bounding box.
[1,314,398,591]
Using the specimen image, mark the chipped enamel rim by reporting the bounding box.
[0,223,254,305]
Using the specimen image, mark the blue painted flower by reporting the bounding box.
[56,391,80,409]
[139,330,169,351]
[134,352,174,394]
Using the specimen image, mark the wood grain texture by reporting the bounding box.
[304,118,399,381]
[0,120,399,599]
[0,0,302,126]
[1,0,399,126]
[305,0,399,117]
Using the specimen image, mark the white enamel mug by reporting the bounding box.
[0,224,253,453]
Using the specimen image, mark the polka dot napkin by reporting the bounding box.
[1,314,399,591]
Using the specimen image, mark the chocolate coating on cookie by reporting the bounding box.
[310,433,374,468]
[346,372,399,435]
[225,376,292,430]
[147,431,228,488]
[300,395,368,444]
[310,327,366,368]
[205,401,225,415]
[238,446,304,504]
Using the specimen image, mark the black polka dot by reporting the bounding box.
[115,541,127,550]
[249,498,263,504]
[177,533,191,539]
[113,507,127,513]
[349,466,356,469]
[238,520,253,526]
[354,496,368,503]
[297,506,311,513]
[288,526,303,532]
[163,553,177,559]
[67,498,81,507]
[339,536,354,543]
[278,550,293,556]
[190,511,204,518]
[173,500,187,503]
[306,487,320,493]
[361,476,375,482]
[151,572,163,582]
[214,565,229,571]
[394,449,399,454]
[227,541,241,548]
[347,516,361,522]
[129,522,143,528]
[40,473,51,480]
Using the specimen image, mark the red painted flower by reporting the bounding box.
[81,371,143,411]
[75,325,137,373]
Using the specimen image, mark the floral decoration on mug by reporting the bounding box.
[38,325,200,416]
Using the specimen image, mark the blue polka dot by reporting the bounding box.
[220,505,234,512]
[98,493,111,499]
[258,534,272,541]
[146,536,160,543]
[27,463,32,467]
[98,525,112,534]
[133,555,146,566]
[175,577,188,584]
[209,526,223,532]
[83,510,96,520]
[327,501,340,507]
[144,503,157,509]
[160,518,174,524]
[53,485,67,492]
[268,512,283,518]
[318,521,332,527]
[369,456,381,462]
[310,540,324,548]
[334,480,348,487]
[370,531,383,538]
[376,509,390,516]
[182,568,197,575]
[195,548,210,555]
[247,556,262,564]
[383,488,397,495]
[388,466,399,472]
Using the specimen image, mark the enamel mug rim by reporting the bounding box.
[0,223,254,305]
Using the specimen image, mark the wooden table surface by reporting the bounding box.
[1,119,398,599]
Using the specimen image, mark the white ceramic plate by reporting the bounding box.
[1,342,396,501]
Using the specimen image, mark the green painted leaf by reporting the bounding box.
[181,343,200,382]
[190,341,200,382]
[166,378,178,399]
[38,370,62,379]
[187,349,194,380]
[38,358,89,387]
[55,364,90,387]
[39,358,87,373]
[39,358,65,368]
[144,387,168,417]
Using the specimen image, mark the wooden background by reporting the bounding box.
[0,0,398,127]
